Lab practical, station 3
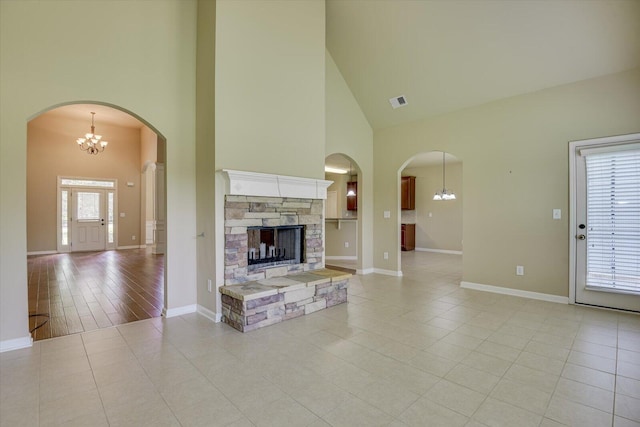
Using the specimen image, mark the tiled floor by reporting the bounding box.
[27,249,164,341]
[2,252,640,426]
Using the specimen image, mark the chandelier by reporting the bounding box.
[76,112,108,155]
[433,151,456,201]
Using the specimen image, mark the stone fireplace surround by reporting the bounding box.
[220,170,350,332]
[224,195,324,284]
[222,169,333,284]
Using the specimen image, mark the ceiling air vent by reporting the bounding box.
[389,95,408,109]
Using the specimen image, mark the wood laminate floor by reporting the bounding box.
[27,249,164,341]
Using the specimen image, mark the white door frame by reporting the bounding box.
[57,176,118,252]
[568,132,640,305]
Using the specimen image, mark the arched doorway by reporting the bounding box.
[26,102,168,340]
[324,153,362,273]
[398,151,463,277]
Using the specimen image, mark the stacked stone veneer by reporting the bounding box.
[221,269,350,332]
[225,195,324,284]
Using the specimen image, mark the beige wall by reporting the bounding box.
[403,162,463,252]
[196,0,217,315]
[325,51,374,273]
[325,220,357,258]
[27,114,142,252]
[214,0,326,178]
[374,68,640,296]
[0,0,197,346]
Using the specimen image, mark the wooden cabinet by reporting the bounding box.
[346,181,357,211]
[401,176,415,210]
[401,223,415,251]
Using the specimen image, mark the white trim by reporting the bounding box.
[197,305,221,323]
[222,169,333,200]
[27,250,57,256]
[373,268,403,277]
[0,335,33,353]
[415,247,463,255]
[117,245,144,250]
[325,256,357,260]
[357,268,374,275]
[162,304,198,318]
[460,281,569,304]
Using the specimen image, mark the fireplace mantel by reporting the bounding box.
[223,169,333,200]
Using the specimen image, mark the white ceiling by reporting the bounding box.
[326,0,640,130]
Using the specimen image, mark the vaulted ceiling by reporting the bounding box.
[326,0,640,130]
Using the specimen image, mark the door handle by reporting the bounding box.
[576,234,586,240]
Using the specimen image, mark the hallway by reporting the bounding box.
[27,249,164,341]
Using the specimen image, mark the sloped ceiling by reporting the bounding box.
[326,0,640,130]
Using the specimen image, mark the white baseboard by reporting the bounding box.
[0,335,33,353]
[162,304,198,318]
[117,245,144,250]
[460,281,569,304]
[27,250,57,256]
[357,268,374,275]
[416,248,463,255]
[197,305,221,323]
[326,256,357,260]
[373,268,403,277]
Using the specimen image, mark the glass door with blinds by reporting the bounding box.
[572,135,640,312]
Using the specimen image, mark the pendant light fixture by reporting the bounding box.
[77,112,108,155]
[433,151,456,201]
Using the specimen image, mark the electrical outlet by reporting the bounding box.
[383,252,389,260]
[344,242,349,248]
[132,235,136,241]
[516,265,524,276]
[207,279,212,292]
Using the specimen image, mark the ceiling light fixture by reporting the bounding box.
[77,112,108,155]
[324,166,348,174]
[433,151,456,201]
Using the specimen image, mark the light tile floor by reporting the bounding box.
[2,252,639,426]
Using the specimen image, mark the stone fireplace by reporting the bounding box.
[221,169,333,285]
[219,170,350,332]
[224,195,323,284]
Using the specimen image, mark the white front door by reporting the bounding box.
[71,189,106,252]
[572,134,640,312]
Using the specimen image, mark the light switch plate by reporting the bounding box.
[383,210,391,218]
[553,209,561,220]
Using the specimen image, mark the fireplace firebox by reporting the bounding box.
[247,225,304,271]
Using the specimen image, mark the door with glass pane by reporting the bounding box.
[71,190,106,251]
[574,138,640,312]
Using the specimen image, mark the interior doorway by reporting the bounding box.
[399,151,463,274]
[27,102,168,340]
[324,153,360,273]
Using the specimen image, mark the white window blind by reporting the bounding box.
[585,149,640,293]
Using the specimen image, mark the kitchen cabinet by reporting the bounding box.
[346,182,357,211]
[401,223,415,251]
[401,176,415,210]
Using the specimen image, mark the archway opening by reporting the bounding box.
[324,153,361,273]
[26,102,168,340]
